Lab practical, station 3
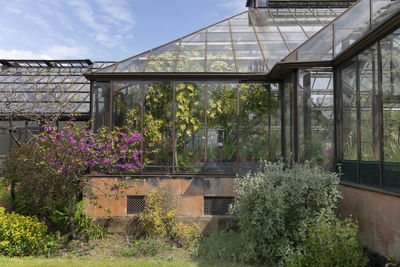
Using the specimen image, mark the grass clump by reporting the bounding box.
[119,236,170,258]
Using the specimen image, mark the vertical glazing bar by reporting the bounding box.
[109,81,113,128]
[228,20,239,72]
[89,81,94,123]
[390,40,394,94]
[205,29,208,72]
[293,69,299,163]
[333,67,339,167]
[377,41,384,187]
[236,83,240,174]
[372,48,379,155]
[140,82,145,173]
[204,83,208,173]
[267,84,272,160]
[172,82,176,173]
[280,81,286,161]
[332,23,336,58]
[303,72,312,161]
[356,55,361,183]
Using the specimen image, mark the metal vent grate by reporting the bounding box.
[204,197,234,216]
[127,196,145,214]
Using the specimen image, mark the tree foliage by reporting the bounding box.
[3,119,143,239]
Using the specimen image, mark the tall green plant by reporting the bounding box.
[230,161,341,265]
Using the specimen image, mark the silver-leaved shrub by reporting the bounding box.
[230,161,341,265]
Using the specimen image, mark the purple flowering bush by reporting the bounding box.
[4,118,143,239]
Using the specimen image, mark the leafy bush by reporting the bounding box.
[286,216,368,267]
[139,187,200,247]
[197,230,255,263]
[2,144,68,221]
[230,161,341,265]
[51,200,107,240]
[119,236,170,258]
[0,207,51,256]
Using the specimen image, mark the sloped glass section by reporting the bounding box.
[286,0,400,62]
[95,8,345,74]
[0,60,111,117]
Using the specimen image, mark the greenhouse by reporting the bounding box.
[0,60,112,164]
[85,0,400,191]
[0,0,399,259]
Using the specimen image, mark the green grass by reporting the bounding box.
[0,256,249,267]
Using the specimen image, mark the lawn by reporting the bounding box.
[0,256,248,267]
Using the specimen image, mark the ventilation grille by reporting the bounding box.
[127,196,145,214]
[204,197,234,216]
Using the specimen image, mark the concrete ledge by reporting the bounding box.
[92,215,237,236]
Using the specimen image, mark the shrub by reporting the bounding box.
[197,230,255,263]
[50,200,107,240]
[0,207,49,256]
[139,187,200,247]
[286,216,368,267]
[2,144,68,221]
[230,161,341,265]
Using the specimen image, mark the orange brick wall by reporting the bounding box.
[86,177,235,217]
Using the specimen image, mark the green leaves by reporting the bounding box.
[230,161,342,265]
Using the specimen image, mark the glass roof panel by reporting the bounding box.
[0,60,107,117]
[334,0,370,55]
[298,24,333,61]
[230,13,265,72]
[286,0,399,63]
[176,30,206,72]
[114,53,149,72]
[93,8,344,74]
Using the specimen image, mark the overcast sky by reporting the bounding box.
[0,0,246,62]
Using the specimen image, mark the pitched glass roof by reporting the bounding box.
[95,8,345,74]
[283,0,400,62]
[0,60,113,119]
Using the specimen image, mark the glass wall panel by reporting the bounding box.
[206,83,237,174]
[143,82,173,171]
[381,33,400,162]
[283,74,293,161]
[112,81,142,129]
[359,47,380,161]
[0,121,9,157]
[239,83,280,173]
[175,82,205,172]
[298,69,334,169]
[341,59,358,160]
[93,82,110,130]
